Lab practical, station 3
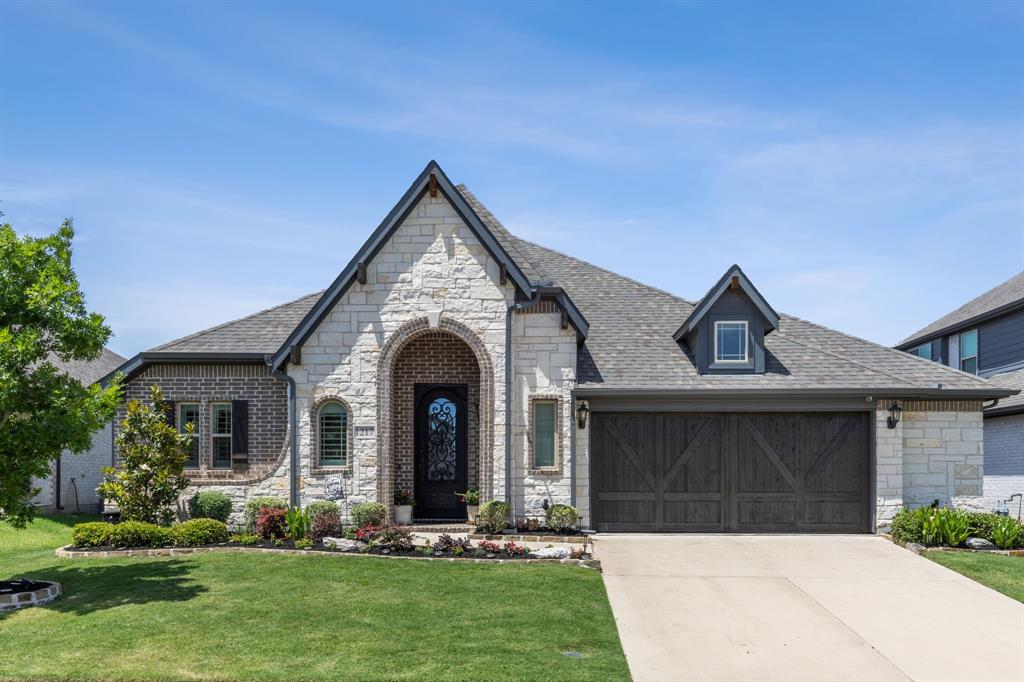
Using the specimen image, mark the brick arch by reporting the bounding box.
[376,316,495,514]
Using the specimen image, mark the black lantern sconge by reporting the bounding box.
[886,402,903,429]
[576,401,590,430]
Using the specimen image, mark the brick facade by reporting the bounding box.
[982,412,1024,512]
[391,331,481,494]
[117,364,289,484]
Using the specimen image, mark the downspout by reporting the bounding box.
[270,358,299,508]
[983,398,1000,410]
[505,292,542,518]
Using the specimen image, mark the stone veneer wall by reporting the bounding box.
[287,193,516,518]
[510,308,578,520]
[875,399,985,528]
[982,412,1024,513]
[391,331,481,494]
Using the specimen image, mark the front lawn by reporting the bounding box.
[0,515,628,681]
[927,550,1024,603]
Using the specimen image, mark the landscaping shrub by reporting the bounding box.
[305,500,339,524]
[285,507,309,541]
[173,518,229,546]
[294,539,313,550]
[917,506,941,545]
[545,504,580,533]
[432,533,471,553]
[938,508,970,547]
[889,507,922,545]
[255,507,287,540]
[72,522,114,548]
[187,491,232,522]
[351,502,387,528]
[230,533,261,545]
[992,517,1024,550]
[372,526,415,552]
[309,512,340,543]
[478,500,510,533]
[243,496,287,531]
[503,541,526,556]
[108,520,173,548]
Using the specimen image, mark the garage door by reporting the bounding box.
[591,412,871,533]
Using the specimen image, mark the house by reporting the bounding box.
[895,272,1024,514]
[31,348,126,514]
[106,162,1013,532]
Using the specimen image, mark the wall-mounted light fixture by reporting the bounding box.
[886,401,903,429]
[576,400,590,430]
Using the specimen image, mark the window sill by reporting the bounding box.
[310,465,353,476]
[529,467,562,477]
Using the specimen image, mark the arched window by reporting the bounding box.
[318,401,349,466]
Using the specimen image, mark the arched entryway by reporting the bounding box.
[376,317,494,520]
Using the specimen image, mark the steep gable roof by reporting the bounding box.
[673,264,780,340]
[897,271,1024,349]
[268,161,540,370]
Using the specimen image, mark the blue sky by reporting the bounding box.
[2,0,1021,358]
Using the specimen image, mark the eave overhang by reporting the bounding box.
[575,386,1017,400]
[895,298,1024,350]
[99,351,268,386]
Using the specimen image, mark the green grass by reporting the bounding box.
[927,550,1024,603]
[1,515,628,681]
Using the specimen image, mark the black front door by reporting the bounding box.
[414,384,468,520]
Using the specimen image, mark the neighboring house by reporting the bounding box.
[895,273,1024,514]
[105,162,1012,532]
[31,348,126,514]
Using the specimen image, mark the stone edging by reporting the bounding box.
[469,533,587,544]
[883,534,1024,557]
[54,545,601,571]
[0,581,62,612]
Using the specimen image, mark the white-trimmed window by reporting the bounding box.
[908,342,933,361]
[714,321,748,363]
[211,403,232,469]
[960,329,978,374]
[318,401,349,466]
[177,403,200,468]
[531,399,558,470]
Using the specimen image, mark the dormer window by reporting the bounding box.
[714,321,748,363]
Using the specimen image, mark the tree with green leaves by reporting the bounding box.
[1,220,121,528]
[99,385,193,525]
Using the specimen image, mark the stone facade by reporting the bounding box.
[875,399,986,528]
[982,412,1024,513]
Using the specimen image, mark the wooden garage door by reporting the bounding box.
[591,412,871,532]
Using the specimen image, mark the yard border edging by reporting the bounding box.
[54,545,601,570]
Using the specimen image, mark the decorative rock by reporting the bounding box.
[966,537,996,551]
[905,543,927,555]
[322,537,360,551]
[529,547,571,559]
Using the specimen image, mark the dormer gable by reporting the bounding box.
[674,265,780,375]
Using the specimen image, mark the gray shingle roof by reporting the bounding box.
[150,292,323,353]
[985,368,1024,415]
[47,347,126,386]
[130,182,1008,397]
[898,272,1024,348]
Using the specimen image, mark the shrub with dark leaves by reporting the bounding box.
[255,507,287,540]
[372,526,415,552]
[479,540,502,554]
[355,524,382,541]
[310,511,341,542]
[432,533,473,553]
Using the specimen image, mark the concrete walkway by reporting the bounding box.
[597,534,1024,682]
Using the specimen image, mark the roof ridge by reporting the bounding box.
[899,270,1024,346]
[150,290,325,352]
[779,312,995,387]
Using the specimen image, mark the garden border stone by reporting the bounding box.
[54,545,601,570]
[0,580,61,612]
[469,533,586,544]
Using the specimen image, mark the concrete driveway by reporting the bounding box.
[597,535,1023,682]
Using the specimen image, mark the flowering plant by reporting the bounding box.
[479,540,502,553]
[503,541,526,556]
[355,524,382,541]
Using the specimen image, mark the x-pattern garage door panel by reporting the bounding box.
[592,412,870,533]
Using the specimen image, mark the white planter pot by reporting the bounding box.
[466,505,479,524]
[394,505,412,525]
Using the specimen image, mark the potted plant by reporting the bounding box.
[393,489,413,525]
[456,489,480,524]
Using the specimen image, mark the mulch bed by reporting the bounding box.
[1,579,52,595]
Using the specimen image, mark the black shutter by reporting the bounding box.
[163,401,176,427]
[231,400,249,462]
